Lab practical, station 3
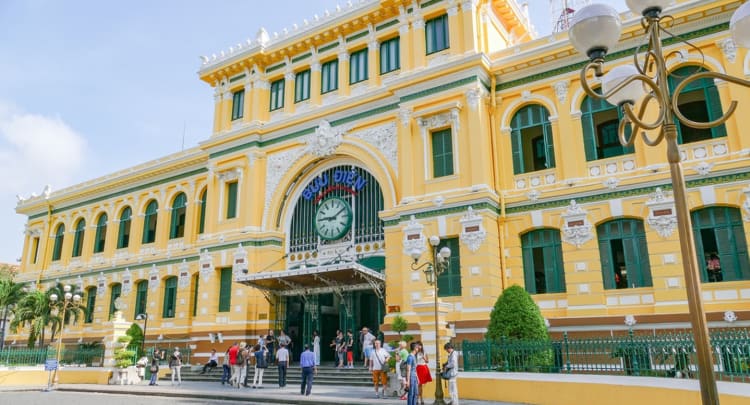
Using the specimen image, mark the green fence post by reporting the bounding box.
[564,332,571,373]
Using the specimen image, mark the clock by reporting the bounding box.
[314,197,353,240]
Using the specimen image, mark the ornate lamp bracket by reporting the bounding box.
[402,215,427,260]
[561,200,593,248]
[460,206,486,252]
[646,187,677,238]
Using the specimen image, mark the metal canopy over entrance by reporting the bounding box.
[235,262,385,299]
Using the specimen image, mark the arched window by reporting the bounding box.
[581,94,634,161]
[134,280,148,318]
[108,283,122,320]
[668,66,726,144]
[52,224,65,261]
[597,219,653,290]
[84,287,97,323]
[93,214,107,253]
[198,189,207,234]
[162,277,178,318]
[117,207,132,249]
[521,229,566,294]
[71,219,86,258]
[169,193,187,239]
[692,206,750,283]
[142,200,158,244]
[510,104,555,174]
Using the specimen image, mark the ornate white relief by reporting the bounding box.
[466,86,487,110]
[306,119,344,158]
[402,215,426,260]
[349,122,398,173]
[416,108,461,132]
[742,187,750,222]
[694,162,714,176]
[199,249,213,281]
[121,268,132,296]
[232,243,248,278]
[76,275,84,294]
[716,38,737,64]
[527,189,540,202]
[97,273,106,296]
[178,260,190,289]
[603,177,619,189]
[561,200,594,248]
[624,315,637,327]
[148,264,160,291]
[460,206,486,252]
[262,147,305,229]
[217,167,242,182]
[646,188,677,238]
[552,81,569,103]
[521,90,531,100]
[724,310,738,323]
[398,107,412,127]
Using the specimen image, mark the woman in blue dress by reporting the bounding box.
[405,342,419,405]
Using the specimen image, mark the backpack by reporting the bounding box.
[399,359,408,376]
[236,349,244,365]
[256,350,268,368]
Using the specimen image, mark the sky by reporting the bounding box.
[0,0,627,264]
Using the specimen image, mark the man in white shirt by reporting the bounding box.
[361,327,375,368]
[200,348,219,374]
[276,343,290,387]
[368,339,390,399]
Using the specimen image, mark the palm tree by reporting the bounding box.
[9,289,52,348]
[0,276,27,349]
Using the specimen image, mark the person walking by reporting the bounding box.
[415,341,431,405]
[169,348,182,386]
[443,342,459,405]
[148,348,163,386]
[396,341,409,400]
[334,329,345,368]
[361,327,375,368]
[345,330,355,368]
[300,344,317,396]
[252,344,268,388]
[200,348,219,374]
[227,342,240,387]
[312,330,320,366]
[220,347,231,385]
[276,342,290,387]
[238,343,250,388]
[368,339,390,399]
[405,342,419,405]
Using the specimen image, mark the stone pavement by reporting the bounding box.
[0,381,526,405]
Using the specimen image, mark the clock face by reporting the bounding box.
[314,197,353,240]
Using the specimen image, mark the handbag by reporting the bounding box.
[441,351,454,380]
[150,365,158,373]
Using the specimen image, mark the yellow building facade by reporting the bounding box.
[11,0,750,363]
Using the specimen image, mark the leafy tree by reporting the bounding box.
[391,314,408,337]
[46,282,86,343]
[126,323,144,355]
[0,275,26,349]
[486,285,552,372]
[10,289,52,348]
[486,285,548,342]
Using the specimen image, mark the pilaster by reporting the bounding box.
[447,2,461,56]
[338,44,351,97]
[310,51,322,106]
[460,0,479,54]
[367,37,380,88]
[412,15,426,69]
[284,70,296,114]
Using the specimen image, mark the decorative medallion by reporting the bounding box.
[121,268,132,296]
[561,200,594,248]
[460,206,486,252]
[646,188,677,238]
[723,310,738,323]
[148,264,160,291]
[306,119,344,158]
[97,273,106,296]
[402,215,426,260]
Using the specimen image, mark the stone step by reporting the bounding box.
[162,365,378,387]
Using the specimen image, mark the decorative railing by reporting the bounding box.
[0,346,105,367]
[461,329,750,383]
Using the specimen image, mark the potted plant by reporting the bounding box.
[112,335,137,385]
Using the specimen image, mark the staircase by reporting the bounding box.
[163,364,375,387]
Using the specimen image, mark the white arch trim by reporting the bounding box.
[744,52,750,77]
[665,52,726,75]
[500,93,559,130]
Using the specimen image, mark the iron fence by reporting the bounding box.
[0,346,105,367]
[462,329,750,383]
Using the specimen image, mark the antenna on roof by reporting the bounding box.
[550,0,591,33]
[181,121,186,151]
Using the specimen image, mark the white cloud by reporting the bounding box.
[0,101,88,195]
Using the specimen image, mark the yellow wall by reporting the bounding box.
[0,369,112,386]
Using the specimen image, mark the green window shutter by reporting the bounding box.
[94,214,107,253]
[321,60,339,94]
[543,121,555,169]
[705,84,727,138]
[522,229,566,294]
[692,207,750,282]
[163,277,177,318]
[425,15,449,54]
[198,190,207,234]
[521,234,537,294]
[142,201,158,244]
[109,284,122,319]
[598,235,616,290]
[52,225,65,261]
[85,288,96,323]
[218,268,232,312]
[72,220,85,257]
[380,37,400,74]
[134,281,148,318]
[437,238,461,297]
[350,49,368,84]
[510,129,523,175]
[431,129,454,178]
[295,70,311,102]
[231,89,244,120]
[226,181,238,219]
[270,79,285,111]
[118,208,131,249]
[192,275,200,317]
[598,219,652,290]
[170,193,187,239]
[581,111,598,161]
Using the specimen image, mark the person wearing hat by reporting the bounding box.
[169,347,182,386]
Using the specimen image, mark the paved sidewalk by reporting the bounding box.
[0,381,525,404]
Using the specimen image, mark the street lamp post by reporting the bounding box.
[569,2,750,404]
[408,235,451,405]
[136,313,149,357]
[48,285,82,390]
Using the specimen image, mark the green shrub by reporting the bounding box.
[114,335,136,369]
[392,314,408,337]
[126,323,144,355]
